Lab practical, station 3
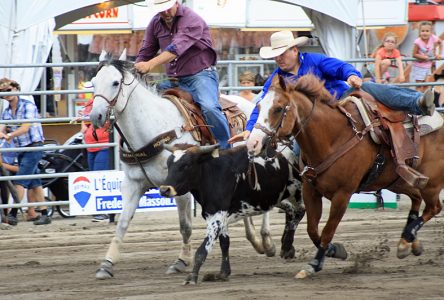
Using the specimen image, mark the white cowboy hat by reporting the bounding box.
[259,30,309,59]
[145,0,177,13]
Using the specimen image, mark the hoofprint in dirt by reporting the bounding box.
[0,197,442,300]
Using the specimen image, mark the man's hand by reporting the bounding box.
[134,61,155,74]
[228,130,250,144]
[0,132,11,141]
[347,75,362,88]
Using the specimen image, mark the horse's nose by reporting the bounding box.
[89,111,104,128]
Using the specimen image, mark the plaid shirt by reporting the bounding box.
[2,98,44,147]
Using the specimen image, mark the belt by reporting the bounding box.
[25,142,43,147]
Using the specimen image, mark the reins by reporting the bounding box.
[94,70,155,187]
[247,95,316,188]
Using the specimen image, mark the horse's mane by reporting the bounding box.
[292,74,336,104]
[97,57,158,93]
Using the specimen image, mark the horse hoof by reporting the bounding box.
[166,259,188,274]
[95,260,113,280]
[411,239,424,256]
[332,243,348,260]
[396,239,411,259]
[265,244,276,257]
[295,266,315,279]
[96,268,113,280]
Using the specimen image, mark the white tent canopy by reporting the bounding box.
[0,0,407,92]
[272,0,359,60]
[0,0,106,92]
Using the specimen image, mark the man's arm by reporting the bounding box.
[134,51,177,74]
[0,123,31,142]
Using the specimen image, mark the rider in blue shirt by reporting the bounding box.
[228,30,435,144]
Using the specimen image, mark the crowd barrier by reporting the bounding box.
[0,58,443,212]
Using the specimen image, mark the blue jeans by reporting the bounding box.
[159,67,231,149]
[345,82,423,115]
[88,149,110,171]
[14,150,43,189]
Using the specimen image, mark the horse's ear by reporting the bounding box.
[99,50,107,62]
[278,74,287,90]
[119,48,127,61]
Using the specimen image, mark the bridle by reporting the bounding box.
[252,94,317,158]
[93,74,138,130]
[246,93,317,189]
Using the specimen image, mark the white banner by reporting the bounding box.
[68,170,183,215]
[60,6,131,31]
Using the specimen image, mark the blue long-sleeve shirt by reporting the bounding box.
[246,52,362,131]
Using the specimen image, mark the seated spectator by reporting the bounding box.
[368,32,405,84]
[238,71,257,101]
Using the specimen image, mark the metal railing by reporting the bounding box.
[0,57,443,212]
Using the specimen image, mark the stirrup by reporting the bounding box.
[396,164,429,189]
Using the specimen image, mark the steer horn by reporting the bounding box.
[198,144,220,154]
[163,143,176,153]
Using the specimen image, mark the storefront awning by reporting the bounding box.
[409,3,444,21]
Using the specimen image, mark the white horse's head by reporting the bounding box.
[90,49,130,128]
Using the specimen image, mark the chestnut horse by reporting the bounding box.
[247,74,443,279]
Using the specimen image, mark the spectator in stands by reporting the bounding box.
[81,98,115,223]
[412,21,442,92]
[0,78,50,225]
[238,71,257,102]
[372,32,405,84]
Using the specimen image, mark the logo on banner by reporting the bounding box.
[72,176,92,208]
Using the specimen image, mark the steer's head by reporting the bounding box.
[159,143,220,197]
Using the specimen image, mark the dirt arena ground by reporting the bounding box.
[0,197,443,300]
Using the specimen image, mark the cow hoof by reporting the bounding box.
[280,246,295,259]
[295,265,315,279]
[96,260,114,280]
[183,274,197,285]
[202,273,229,282]
[411,239,423,256]
[166,259,188,274]
[397,239,411,259]
[264,244,276,257]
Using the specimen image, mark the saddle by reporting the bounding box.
[163,88,247,145]
[344,90,443,189]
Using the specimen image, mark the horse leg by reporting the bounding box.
[96,182,143,279]
[279,197,306,259]
[260,212,276,257]
[166,193,193,274]
[243,216,265,254]
[303,183,323,248]
[397,188,442,259]
[397,191,422,259]
[184,211,226,285]
[296,190,350,279]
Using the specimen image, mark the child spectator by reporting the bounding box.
[373,32,405,84]
[412,21,442,92]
